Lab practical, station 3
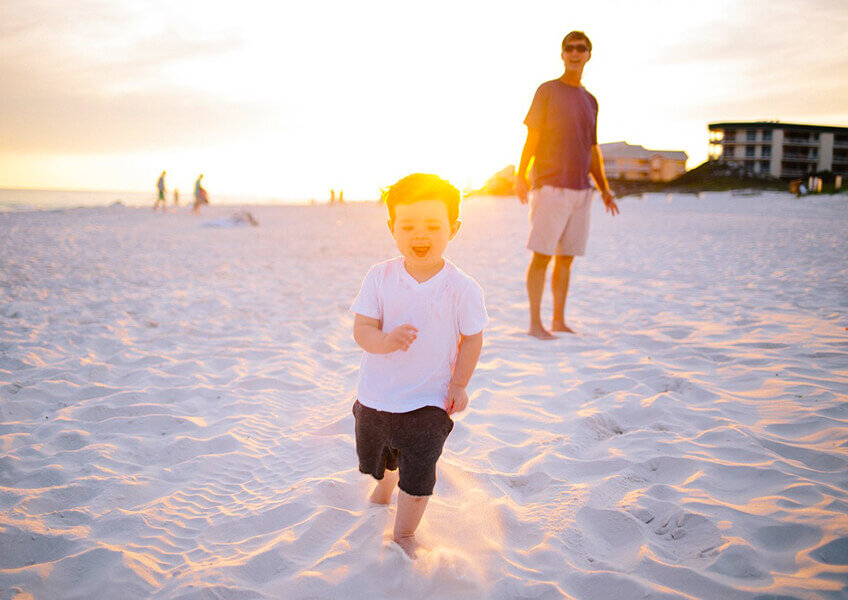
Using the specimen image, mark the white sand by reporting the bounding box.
[1,193,846,600]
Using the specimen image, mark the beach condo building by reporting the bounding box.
[708,121,848,179]
[600,142,688,182]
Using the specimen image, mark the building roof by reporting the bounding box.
[600,141,687,161]
[708,121,848,134]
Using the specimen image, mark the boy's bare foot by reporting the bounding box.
[551,321,576,334]
[528,326,556,340]
[369,470,398,505]
[393,534,424,559]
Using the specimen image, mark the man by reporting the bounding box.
[154,171,167,212]
[515,30,619,340]
[192,174,208,213]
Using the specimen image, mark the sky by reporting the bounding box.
[2,0,847,199]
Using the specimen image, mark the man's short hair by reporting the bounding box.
[382,173,461,226]
[562,31,592,52]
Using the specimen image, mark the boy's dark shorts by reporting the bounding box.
[352,400,454,497]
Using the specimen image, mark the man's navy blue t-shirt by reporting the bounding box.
[524,79,598,191]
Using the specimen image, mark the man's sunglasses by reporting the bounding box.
[563,44,589,53]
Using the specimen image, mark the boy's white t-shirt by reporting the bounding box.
[350,257,489,413]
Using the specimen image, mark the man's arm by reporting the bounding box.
[445,331,483,414]
[353,313,417,354]
[515,127,541,204]
[590,145,619,216]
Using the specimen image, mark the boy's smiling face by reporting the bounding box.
[389,199,460,277]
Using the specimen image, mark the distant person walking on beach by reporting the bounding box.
[154,171,167,212]
[350,174,488,559]
[192,174,208,214]
[515,31,618,340]
[173,188,180,207]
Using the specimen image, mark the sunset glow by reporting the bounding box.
[2,0,847,198]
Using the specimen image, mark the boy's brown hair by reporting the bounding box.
[382,173,461,226]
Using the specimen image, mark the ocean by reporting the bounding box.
[0,188,314,212]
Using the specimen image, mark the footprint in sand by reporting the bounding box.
[628,503,723,561]
[707,543,768,579]
[492,471,552,501]
[811,537,848,565]
[48,431,89,451]
[752,523,822,552]
[573,413,624,449]
[0,527,78,569]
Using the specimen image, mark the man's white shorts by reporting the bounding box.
[526,186,593,256]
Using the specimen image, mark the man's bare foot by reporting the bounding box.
[393,534,424,559]
[528,325,556,340]
[551,321,576,334]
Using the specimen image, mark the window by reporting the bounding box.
[761,146,771,157]
[761,161,770,172]
[762,130,772,141]
[746,146,756,157]
[724,130,736,141]
[746,130,756,141]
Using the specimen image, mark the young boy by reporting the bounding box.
[350,173,488,559]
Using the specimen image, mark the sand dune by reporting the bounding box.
[1,193,846,599]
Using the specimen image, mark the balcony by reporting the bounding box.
[783,138,819,147]
[780,162,816,173]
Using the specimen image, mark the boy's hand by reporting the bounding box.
[445,383,468,415]
[383,324,418,353]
